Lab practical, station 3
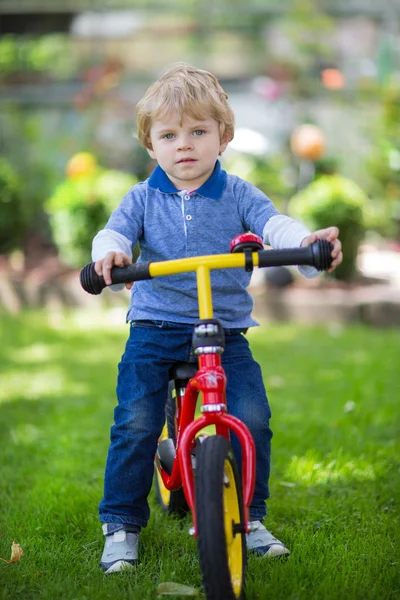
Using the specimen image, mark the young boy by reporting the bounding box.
[92,64,342,573]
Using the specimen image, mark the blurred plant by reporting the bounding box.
[289,174,367,280]
[0,105,106,260]
[47,153,137,267]
[281,0,334,64]
[366,87,400,239]
[223,153,292,211]
[0,158,24,254]
[0,34,79,81]
[266,0,335,95]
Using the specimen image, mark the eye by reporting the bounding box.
[163,133,175,140]
[193,129,205,136]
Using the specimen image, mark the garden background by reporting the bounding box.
[0,1,399,598]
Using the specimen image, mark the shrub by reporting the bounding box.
[289,174,367,280]
[47,160,137,268]
[0,158,24,254]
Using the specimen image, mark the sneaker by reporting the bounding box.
[246,521,290,558]
[100,525,139,573]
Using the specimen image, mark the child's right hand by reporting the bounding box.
[94,251,133,290]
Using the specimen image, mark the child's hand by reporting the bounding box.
[301,227,343,273]
[94,251,134,290]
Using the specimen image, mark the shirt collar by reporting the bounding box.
[148,160,226,201]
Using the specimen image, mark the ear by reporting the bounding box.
[219,134,231,155]
[147,147,156,160]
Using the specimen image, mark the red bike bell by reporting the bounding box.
[230,233,264,253]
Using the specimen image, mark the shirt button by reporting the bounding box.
[184,194,190,201]
[186,215,192,220]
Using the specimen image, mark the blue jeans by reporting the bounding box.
[99,321,272,528]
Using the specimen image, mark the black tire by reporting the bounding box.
[195,435,247,600]
[154,381,189,516]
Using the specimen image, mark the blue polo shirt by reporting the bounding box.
[103,160,280,327]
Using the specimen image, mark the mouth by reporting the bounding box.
[177,158,197,164]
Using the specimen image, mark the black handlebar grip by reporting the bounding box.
[258,239,333,271]
[310,239,333,270]
[80,261,152,295]
[80,262,105,295]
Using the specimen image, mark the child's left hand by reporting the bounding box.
[301,226,343,273]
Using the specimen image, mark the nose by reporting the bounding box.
[177,134,194,151]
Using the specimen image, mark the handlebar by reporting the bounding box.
[80,239,333,296]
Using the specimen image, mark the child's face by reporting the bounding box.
[147,112,229,190]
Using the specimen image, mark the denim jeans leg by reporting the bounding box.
[222,333,272,522]
[99,323,192,528]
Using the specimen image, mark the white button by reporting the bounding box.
[186,215,192,220]
[184,194,190,201]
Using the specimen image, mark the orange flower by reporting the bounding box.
[321,69,346,90]
[66,152,98,180]
[290,124,325,161]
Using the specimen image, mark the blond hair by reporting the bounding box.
[136,63,235,150]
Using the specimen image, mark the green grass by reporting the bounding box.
[0,310,399,599]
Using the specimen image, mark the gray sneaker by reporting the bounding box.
[100,525,139,573]
[246,521,290,557]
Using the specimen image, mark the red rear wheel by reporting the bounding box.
[154,382,189,516]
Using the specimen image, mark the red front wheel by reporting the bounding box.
[195,435,247,600]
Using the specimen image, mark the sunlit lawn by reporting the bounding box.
[0,310,399,599]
